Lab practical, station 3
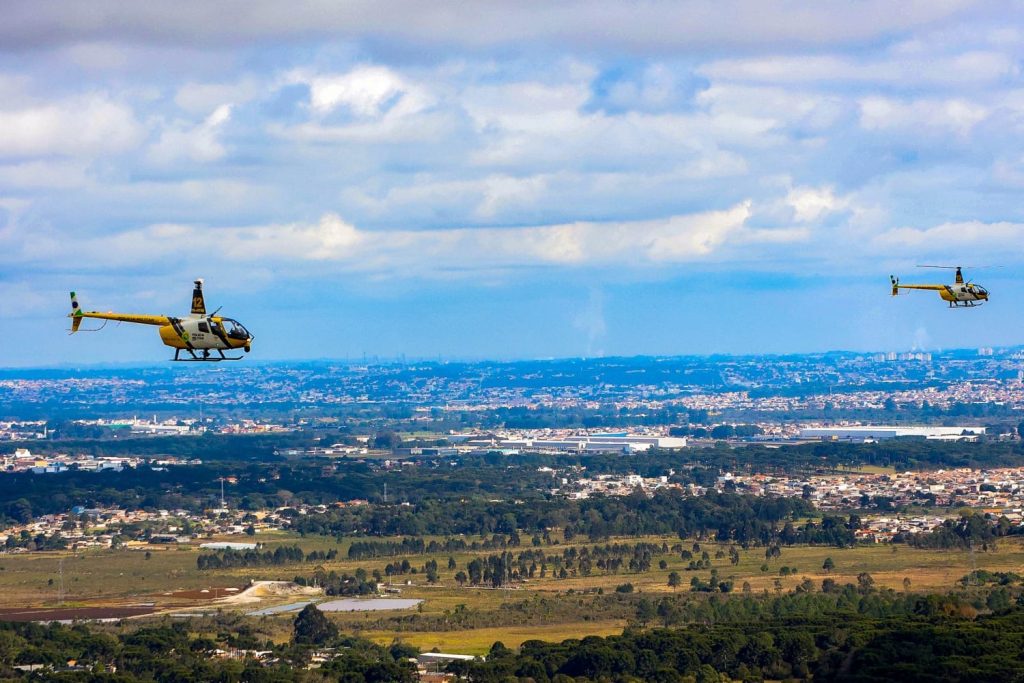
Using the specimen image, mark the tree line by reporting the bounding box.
[196,544,337,570]
[459,604,1024,682]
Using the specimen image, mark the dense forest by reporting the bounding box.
[460,609,1024,682]
[290,490,817,542]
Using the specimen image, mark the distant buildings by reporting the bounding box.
[872,352,932,362]
[799,425,986,442]
[0,448,199,474]
[489,434,686,454]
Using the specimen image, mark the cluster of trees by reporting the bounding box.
[294,568,379,596]
[196,544,336,570]
[0,459,365,522]
[294,490,816,545]
[4,529,67,551]
[456,542,673,587]
[960,570,1023,587]
[903,512,1011,550]
[0,618,417,682]
[627,574,1024,632]
[347,536,508,559]
[778,516,859,547]
[349,537,431,558]
[459,605,1024,682]
[383,558,417,579]
[665,440,1024,475]
[687,568,734,593]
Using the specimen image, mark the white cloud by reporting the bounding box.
[344,174,551,220]
[460,76,776,169]
[858,96,988,137]
[786,186,847,223]
[475,175,549,218]
[148,104,232,164]
[463,80,592,133]
[298,66,432,118]
[0,160,91,188]
[873,219,1024,250]
[0,94,144,157]
[697,84,847,132]
[264,65,452,145]
[272,109,459,145]
[25,202,806,275]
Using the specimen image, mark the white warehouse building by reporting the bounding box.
[799,426,986,442]
[497,434,687,454]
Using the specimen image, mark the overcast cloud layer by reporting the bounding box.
[3,1,1024,364]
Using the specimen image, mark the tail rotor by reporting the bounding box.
[67,291,106,333]
[69,292,83,333]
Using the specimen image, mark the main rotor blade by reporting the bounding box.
[916,264,1001,269]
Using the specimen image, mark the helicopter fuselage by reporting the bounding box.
[158,316,252,352]
[937,283,988,303]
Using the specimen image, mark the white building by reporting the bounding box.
[799,425,985,442]
[497,434,687,454]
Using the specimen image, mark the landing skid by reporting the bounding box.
[173,349,244,362]
[949,301,984,308]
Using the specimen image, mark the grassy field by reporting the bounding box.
[3,532,1022,654]
[363,620,628,656]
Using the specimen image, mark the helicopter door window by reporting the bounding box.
[198,322,210,333]
[224,319,249,340]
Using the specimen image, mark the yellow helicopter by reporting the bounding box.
[69,279,254,361]
[889,266,989,308]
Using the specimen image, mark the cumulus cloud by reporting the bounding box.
[148,104,233,164]
[786,186,847,223]
[858,96,989,137]
[19,203,801,276]
[0,160,91,189]
[873,219,1024,251]
[0,94,144,157]
[300,66,431,118]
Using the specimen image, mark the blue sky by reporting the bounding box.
[2,1,1024,365]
